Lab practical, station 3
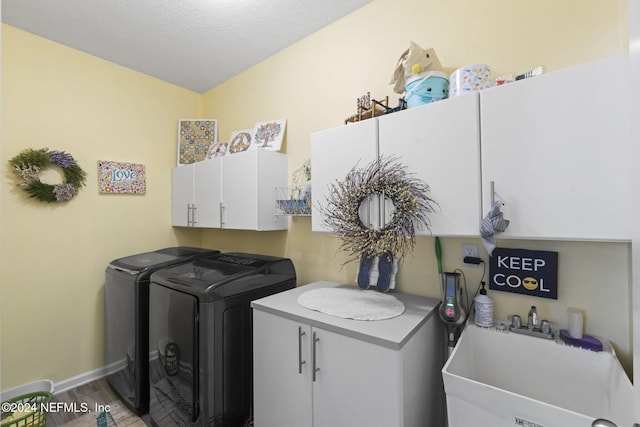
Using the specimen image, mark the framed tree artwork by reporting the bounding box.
[251,119,286,151]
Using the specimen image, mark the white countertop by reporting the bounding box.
[251,280,441,350]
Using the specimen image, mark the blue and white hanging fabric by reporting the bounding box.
[480,200,510,256]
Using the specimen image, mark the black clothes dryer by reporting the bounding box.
[148,252,296,427]
[104,246,219,415]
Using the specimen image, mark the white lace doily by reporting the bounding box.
[297,287,405,321]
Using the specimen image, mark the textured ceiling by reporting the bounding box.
[2,0,371,93]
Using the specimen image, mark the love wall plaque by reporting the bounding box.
[98,160,146,194]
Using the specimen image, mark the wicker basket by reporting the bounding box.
[1,391,52,427]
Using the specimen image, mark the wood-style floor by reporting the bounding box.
[45,377,147,427]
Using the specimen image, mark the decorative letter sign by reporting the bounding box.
[98,160,146,194]
[489,248,558,299]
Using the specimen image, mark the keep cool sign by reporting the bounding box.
[489,248,558,299]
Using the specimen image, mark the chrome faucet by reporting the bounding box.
[527,306,538,330]
[509,305,554,340]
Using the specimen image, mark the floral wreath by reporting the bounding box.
[9,148,87,203]
[321,156,436,265]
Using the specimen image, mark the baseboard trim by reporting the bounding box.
[54,359,126,395]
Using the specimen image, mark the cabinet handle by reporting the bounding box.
[381,190,386,227]
[490,180,495,205]
[312,332,320,382]
[187,204,196,227]
[367,195,373,229]
[219,202,225,228]
[298,327,306,374]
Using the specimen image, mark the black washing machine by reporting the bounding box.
[148,252,296,427]
[104,246,219,415]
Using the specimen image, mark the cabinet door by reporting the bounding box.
[255,150,288,230]
[221,150,287,231]
[192,159,222,228]
[378,94,482,236]
[220,150,258,230]
[171,164,194,227]
[253,311,313,427]
[312,327,401,427]
[311,119,378,232]
[480,56,632,240]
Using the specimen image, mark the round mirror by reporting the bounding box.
[358,193,396,230]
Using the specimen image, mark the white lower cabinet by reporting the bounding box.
[253,312,402,427]
[252,281,445,427]
[253,313,313,426]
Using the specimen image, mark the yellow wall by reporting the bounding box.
[1,0,632,389]
[0,25,202,389]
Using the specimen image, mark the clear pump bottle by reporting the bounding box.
[474,282,493,328]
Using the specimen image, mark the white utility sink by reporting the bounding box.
[442,324,634,427]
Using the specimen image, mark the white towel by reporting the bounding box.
[297,287,405,321]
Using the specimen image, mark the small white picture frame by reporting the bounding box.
[251,119,286,151]
[228,129,254,154]
[206,141,229,159]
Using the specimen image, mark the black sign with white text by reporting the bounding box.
[489,248,558,299]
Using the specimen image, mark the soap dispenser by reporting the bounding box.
[474,281,493,328]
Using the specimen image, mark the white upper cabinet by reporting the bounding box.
[480,56,632,241]
[171,159,221,228]
[377,93,482,236]
[312,56,632,241]
[172,149,287,231]
[193,159,224,228]
[311,118,378,232]
[311,94,482,236]
[172,162,195,227]
[221,149,288,231]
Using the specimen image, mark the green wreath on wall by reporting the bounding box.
[9,148,87,203]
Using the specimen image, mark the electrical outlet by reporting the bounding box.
[462,244,479,267]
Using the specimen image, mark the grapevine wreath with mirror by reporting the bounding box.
[321,155,436,265]
[9,148,87,203]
